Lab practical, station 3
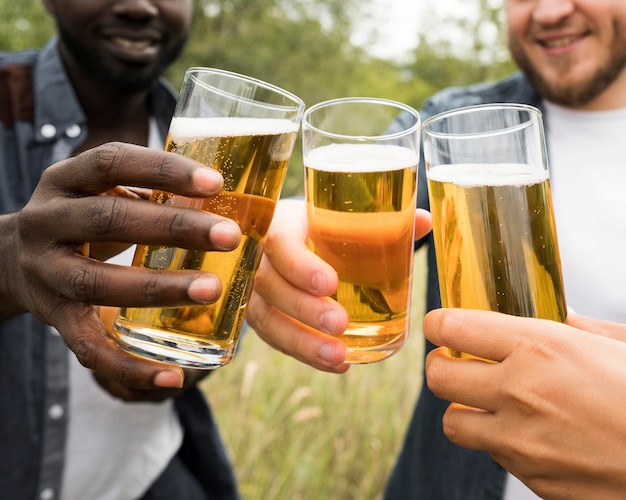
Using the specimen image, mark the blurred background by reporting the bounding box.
[1,0,512,497]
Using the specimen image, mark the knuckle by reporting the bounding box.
[166,212,188,244]
[117,362,137,388]
[93,142,125,178]
[425,355,448,395]
[86,197,127,236]
[252,262,271,297]
[246,293,271,334]
[441,409,461,442]
[156,153,177,181]
[66,264,101,302]
[70,335,93,368]
[291,294,309,324]
[143,275,161,303]
[16,201,48,240]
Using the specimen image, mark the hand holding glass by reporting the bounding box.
[111,68,305,368]
[422,104,567,358]
[303,98,420,364]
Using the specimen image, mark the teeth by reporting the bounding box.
[543,36,578,48]
[110,36,152,50]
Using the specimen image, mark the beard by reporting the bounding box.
[56,22,187,95]
[509,19,626,107]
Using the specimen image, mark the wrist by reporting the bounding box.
[0,213,28,319]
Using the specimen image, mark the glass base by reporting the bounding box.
[111,323,234,369]
[345,348,400,364]
[343,329,407,364]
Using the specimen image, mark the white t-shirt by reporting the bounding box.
[61,118,183,500]
[504,102,626,499]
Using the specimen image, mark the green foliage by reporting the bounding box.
[0,0,516,198]
[401,0,516,108]
[0,1,54,50]
[203,250,427,499]
[167,0,383,197]
[1,1,518,497]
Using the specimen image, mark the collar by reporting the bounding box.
[32,36,178,148]
[33,37,86,145]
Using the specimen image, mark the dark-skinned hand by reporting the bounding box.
[0,142,241,396]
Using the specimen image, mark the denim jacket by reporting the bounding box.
[0,38,238,500]
[384,73,543,500]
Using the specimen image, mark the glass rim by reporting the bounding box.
[422,103,543,140]
[303,96,421,141]
[185,67,305,113]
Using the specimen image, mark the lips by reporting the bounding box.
[535,29,590,54]
[101,29,162,63]
[109,36,155,51]
[540,35,581,49]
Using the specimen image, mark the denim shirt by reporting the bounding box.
[384,73,544,500]
[0,38,238,500]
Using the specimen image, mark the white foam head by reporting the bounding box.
[427,163,548,187]
[305,143,418,173]
[169,116,299,140]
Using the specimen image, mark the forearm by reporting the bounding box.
[0,213,27,319]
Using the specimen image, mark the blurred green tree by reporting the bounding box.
[0,0,515,196]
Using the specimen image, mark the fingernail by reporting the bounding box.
[154,369,184,389]
[188,275,220,303]
[318,343,337,364]
[319,309,338,334]
[193,167,223,193]
[210,220,241,250]
[311,271,327,294]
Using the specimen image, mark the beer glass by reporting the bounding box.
[111,68,305,368]
[422,103,567,358]
[303,98,420,363]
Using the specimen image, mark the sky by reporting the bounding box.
[352,0,469,61]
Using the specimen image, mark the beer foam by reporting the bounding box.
[427,163,548,187]
[169,116,299,140]
[305,143,418,173]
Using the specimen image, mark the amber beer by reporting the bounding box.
[305,143,417,363]
[111,116,298,367]
[427,163,567,334]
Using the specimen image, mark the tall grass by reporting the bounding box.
[202,249,427,499]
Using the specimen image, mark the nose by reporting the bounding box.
[532,0,575,25]
[111,0,159,20]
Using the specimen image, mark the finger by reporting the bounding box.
[424,309,535,362]
[40,142,224,197]
[566,313,626,342]
[27,251,223,307]
[55,303,185,390]
[91,371,181,402]
[253,255,348,335]
[414,208,432,241]
[442,402,500,451]
[247,291,350,373]
[425,347,501,412]
[263,199,338,297]
[21,193,241,251]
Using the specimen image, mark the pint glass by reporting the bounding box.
[111,68,305,368]
[303,98,420,363]
[422,104,567,358]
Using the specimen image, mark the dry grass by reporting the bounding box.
[202,249,427,500]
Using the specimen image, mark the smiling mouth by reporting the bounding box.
[541,36,581,49]
[109,36,156,51]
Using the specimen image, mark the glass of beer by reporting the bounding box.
[110,68,305,368]
[303,98,420,363]
[422,103,567,358]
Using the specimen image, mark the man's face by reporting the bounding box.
[505,0,626,109]
[46,0,193,94]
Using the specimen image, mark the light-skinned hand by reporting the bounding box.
[247,198,432,373]
[425,308,626,499]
